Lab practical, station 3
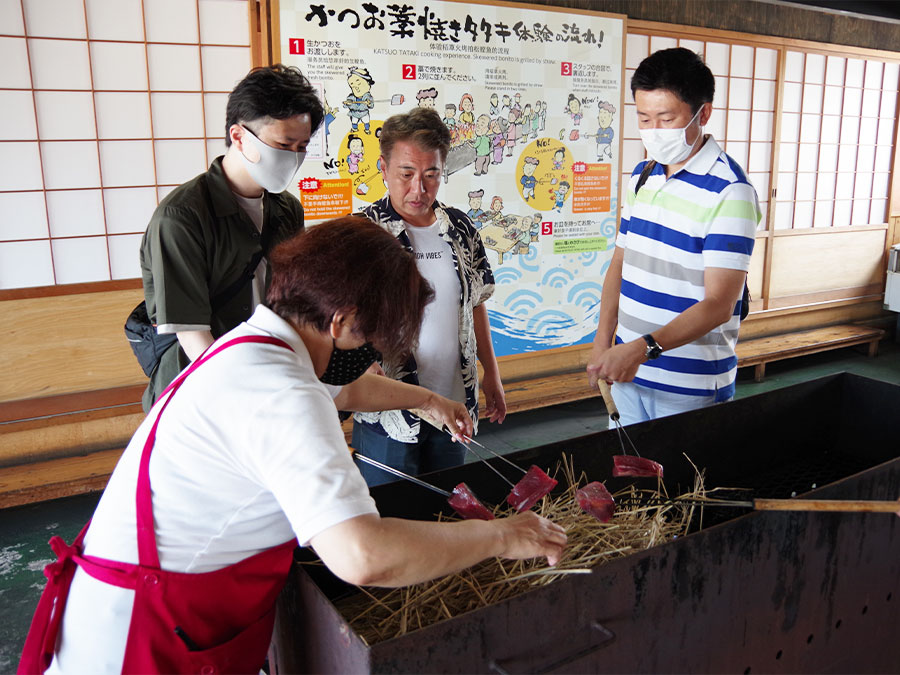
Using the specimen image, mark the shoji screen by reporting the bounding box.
[621,34,777,231]
[775,52,898,229]
[621,30,898,234]
[0,0,252,290]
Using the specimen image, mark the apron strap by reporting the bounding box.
[135,335,292,568]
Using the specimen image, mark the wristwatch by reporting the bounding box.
[642,334,663,360]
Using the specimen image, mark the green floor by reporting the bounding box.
[2,339,899,668]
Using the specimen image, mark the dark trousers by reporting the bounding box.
[352,420,467,487]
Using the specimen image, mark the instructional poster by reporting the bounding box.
[280,0,625,355]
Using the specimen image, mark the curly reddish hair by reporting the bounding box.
[267,217,434,361]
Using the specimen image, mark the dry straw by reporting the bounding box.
[322,454,708,645]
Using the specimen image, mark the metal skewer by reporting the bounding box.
[410,408,527,483]
[353,453,450,497]
[597,380,641,456]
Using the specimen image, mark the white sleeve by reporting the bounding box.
[245,384,378,546]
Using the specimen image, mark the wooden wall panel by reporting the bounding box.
[769,228,887,298]
[0,289,145,403]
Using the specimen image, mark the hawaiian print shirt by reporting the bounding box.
[354,195,495,442]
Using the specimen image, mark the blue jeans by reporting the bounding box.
[352,421,467,487]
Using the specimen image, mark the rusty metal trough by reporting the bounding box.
[270,373,900,673]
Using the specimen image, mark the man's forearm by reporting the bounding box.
[176,329,215,361]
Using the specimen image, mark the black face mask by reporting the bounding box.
[318,340,379,385]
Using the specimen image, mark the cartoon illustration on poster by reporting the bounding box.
[281,1,624,355]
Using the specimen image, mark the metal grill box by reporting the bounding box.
[271,373,900,673]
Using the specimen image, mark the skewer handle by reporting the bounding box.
[597,380,620,422]
[753,498,900,513]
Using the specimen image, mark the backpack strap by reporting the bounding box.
[634,160,657,194]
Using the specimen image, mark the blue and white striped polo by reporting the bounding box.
[615,136,760,401]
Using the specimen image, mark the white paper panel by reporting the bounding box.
[35,91,96,140]
[801,84,822,114]
[625,34,648,69]
[730,45,753,78]
[199,0,250,45]
[90,42,148,91]
[856,145,875,173]
[706,43,730,77]
[0,0,24,35]
[752,79,775,111]
[804,53,825,84]
[773,201,793,230]
[851,198,870,225]
[204,90,230,137]
[820,115,840,142]
[154,139,206,184]
[845,59,864,87]
[95,92,153,139]
[726,110,750,141]
[832,200,851,228]
[869,199,887,225]
[725,140,747,168]
[47,189,105,237]
[23,0,86,39]
[835,172,854,200]
[776,170,795,201]
[0,240,54,288]
[841,88,861,116]
[871,173,889,201]
[784,51,803,82]
[649,35,676,53]
[0,90,38,140]
[813,200,833,227]
[144,0,199,43]
[754,48,777,80]
[825,56,845,86]
[713,75,729,109]
[750,111,773,142]
[151,92,205,138]
[797,143,818,170]
[815,172,835,200]
[51,235,110,283]
[863,60,883,89]
[0,191,48,241]
[201,46,251,91]
[857,118,877,146]
[748,141,771,172]
[793,201,813,228]
[780,112,799,143]
[103,187,157,234]
[108,232,143,279]
[28,38,91,90]
[0,38,32,88]
[0,141,44,190]
[782,82,802,113]
[818,144,838,172]
[99,140,156,187]
[40,141,101,189]
[206,138,226,162]
[861,88,881,118]
[875,146,893,173]
[679,39,703,57]
[799,114,820,144]
[85,0,145,41]
[795,171,815,201]
[148,44,202,91]
[706,108,725,139]
[729,78,752,110]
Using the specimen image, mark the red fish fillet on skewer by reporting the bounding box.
[612,455,664,478]
[447,483,495,521]
[576,481,616,522]
[506,465,558,512]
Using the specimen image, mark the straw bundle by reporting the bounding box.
[324,454,706,645]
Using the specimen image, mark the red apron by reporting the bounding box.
[20,336,298,674]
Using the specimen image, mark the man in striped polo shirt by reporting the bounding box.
[587,47,760,425]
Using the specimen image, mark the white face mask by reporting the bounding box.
[238,125,307,193]
[638,106,703,166]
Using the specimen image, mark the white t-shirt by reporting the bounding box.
[232,191,268,309]
[405,221,465,404]
[48,306,377,673]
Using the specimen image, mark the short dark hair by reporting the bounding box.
[267,217,434,362]
[631,47,715,113]
[225,64,324,146]
[379,108,451,163]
